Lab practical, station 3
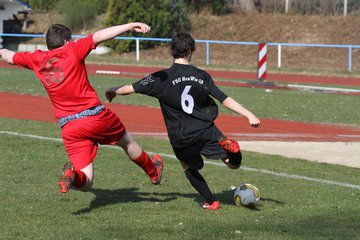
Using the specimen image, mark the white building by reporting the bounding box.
[0,0,30,48]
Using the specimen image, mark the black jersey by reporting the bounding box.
[133,63,228,147]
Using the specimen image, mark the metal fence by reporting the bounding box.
[265,0,360,16]
[2,33,360,72]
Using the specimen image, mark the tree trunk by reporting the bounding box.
[234,0,258,14]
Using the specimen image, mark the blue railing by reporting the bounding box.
[2,33,360,72]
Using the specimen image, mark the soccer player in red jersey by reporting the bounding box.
[106,33,260,210]
[0,22,163,193]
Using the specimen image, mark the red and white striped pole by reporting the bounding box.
[257,42,267,81]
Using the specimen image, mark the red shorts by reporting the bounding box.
[61,107,125,170]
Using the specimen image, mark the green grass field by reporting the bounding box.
[1,68,360,239]
[1,118,360,240]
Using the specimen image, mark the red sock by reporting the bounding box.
[72,170,87,189]
[133,151,157,178]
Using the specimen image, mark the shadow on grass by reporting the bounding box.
[73,188,285,215]
[218,190,286,211]
[73,187,178,215]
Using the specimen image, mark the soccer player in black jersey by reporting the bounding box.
[106,33,260,210]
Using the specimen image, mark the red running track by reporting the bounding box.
[1,92,360,142]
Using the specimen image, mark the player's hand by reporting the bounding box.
[249,116,260,128]
[132,23,151,33]
[105,87,118,103]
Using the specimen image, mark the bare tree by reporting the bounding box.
[233,0,259,14]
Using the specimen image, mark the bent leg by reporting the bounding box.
[58,162,93,193]
[183,164,217,205]
[174,147,217,206]
[60,118,100,192]
[116,130,159,182]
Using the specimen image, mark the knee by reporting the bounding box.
[196,161,204,170]
[127,143,143,160]
[223,156,241,169]
[227,151,242,167]
[180,160,203,171]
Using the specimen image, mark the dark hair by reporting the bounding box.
[170,33,195,59]
[46,24,72,50]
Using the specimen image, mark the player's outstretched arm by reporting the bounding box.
[222,97,260,128]
[93,22,151,46]
[105,85,135,102]
[0,49,15,64]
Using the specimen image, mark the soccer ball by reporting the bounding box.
[234,183,260,208]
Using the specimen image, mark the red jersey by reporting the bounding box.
[13,34,101,119]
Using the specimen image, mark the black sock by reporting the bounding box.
[185,168,216,204]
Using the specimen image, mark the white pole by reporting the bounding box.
[0,21,3,48]
[344,0,348,17]
[285,0,289,13]
[278,44,282,68]
[136,38,140,62]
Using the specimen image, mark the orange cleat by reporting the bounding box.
[202,201,221,210]
[58,162,75,193]
[219,138,240,153]
[151,154,163,185]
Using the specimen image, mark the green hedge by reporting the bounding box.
[104,0,191,53]
[24,0,61,12]
[60,0,108,31]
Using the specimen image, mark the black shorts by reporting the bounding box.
[172,126,228,170]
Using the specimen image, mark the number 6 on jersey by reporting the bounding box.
[181,85,194,114]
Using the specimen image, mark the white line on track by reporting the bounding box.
[338,134,360,138]
[287,84,360,93]
[1,130,359,190]
[96,70,121,75]
[95,70,144,76]
[131,132,168,136]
